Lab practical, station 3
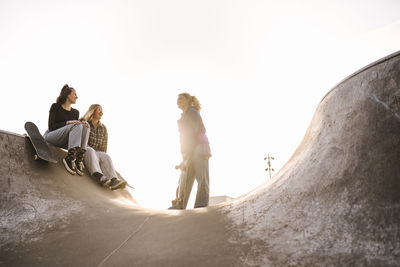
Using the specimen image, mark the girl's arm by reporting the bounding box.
[104,126,108,153]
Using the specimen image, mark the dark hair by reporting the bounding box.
[56,84,74,104]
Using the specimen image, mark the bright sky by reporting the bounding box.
[1,0,399,209]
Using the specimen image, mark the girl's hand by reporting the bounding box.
[175,162,186,170]
[83,121,90,128]
[67,120,81,125]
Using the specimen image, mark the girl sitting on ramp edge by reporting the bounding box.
[81,104,126,190]
[44,84,89,176]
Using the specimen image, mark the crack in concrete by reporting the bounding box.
[97,216,150,267]
[370,93,400,120]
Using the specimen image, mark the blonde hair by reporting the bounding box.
[179,93,202,111]
[81,104,102,125]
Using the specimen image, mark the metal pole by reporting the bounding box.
[264,154,275,179]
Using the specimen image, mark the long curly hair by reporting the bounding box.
[179,93,202,111]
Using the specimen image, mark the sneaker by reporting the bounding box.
[103,179,112,187]
[93,172,109,186]
[100,177,112,187]
[93,172,103,180]
[109,178,126,190]
[63,157,76,175]
[75,160,84,176]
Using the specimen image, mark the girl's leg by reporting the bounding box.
[97,151,118,179]
[83,147,110,184]
[193,159,210,208]
[69,124,90,175]
[68,124,86,149]
[43,124,89,150]
[44,124,75,148]
[193,146,210,208]
[97,151,126,190]
[80,125,89,150]
[44,125,78,175]
[83,147,102,176]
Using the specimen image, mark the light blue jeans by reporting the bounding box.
[83,146,117,180]
[43,124,89,150]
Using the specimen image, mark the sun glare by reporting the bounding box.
[1,1,400,209]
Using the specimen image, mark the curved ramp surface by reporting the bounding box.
[0,134,241,266]
[1,51,400,266]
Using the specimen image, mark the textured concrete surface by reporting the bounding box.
[0,133,243,267]
[224,50,400,266]
[1,51,400,266]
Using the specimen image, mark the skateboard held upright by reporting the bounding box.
[169,160,194,210]
[24,121,57,163]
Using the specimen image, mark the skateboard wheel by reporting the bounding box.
[34,155,39,160]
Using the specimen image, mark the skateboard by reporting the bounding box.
[170,161,194,209]
[24,121,57,163]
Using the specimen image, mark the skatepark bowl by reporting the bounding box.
[1,50,400,266]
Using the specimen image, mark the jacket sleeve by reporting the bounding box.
[48,104,66,131]
[103,125,108,153]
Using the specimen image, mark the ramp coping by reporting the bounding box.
[321,49,400,103]
[0,129,25,138]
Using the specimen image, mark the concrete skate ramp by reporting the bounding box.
[1,51,400,266]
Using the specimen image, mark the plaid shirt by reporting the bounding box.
[88,122,108,152]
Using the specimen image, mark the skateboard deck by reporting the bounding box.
[24,121,57,163]
[182,162,195,209]
[174,161,195,209]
